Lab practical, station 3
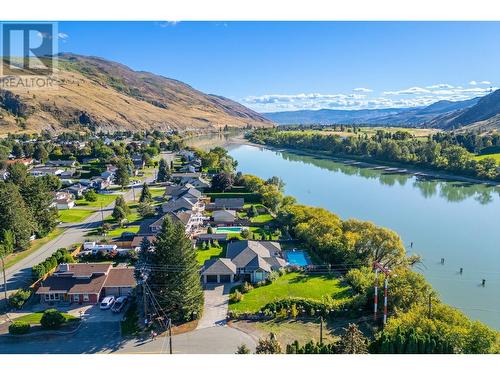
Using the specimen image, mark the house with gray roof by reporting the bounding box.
[201,240,286,283]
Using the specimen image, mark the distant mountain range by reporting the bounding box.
[0,53,272,134]
[263,93,500,131]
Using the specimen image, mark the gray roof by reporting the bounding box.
[162,197,195,213]
[227,240,283,269]
[213,198,244,209]
[245,256,272,272]
[212,210,236,222]
[202,258,237,275]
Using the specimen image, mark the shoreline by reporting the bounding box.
[229,138,500,187]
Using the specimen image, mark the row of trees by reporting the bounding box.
[247,129,500,181]
[0,163,60,250]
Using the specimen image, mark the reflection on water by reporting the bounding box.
[218,141,500,329]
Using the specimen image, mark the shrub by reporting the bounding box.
[40,309,66,330]
[31,264,45,280]
[241,282,254,294]
[240,228,251,239]
[236,344,251,354]
[230,290,244,303]
[8,289,32,309]
[84,189,98,202]
[207,226,213,234]
[9,321,30,335]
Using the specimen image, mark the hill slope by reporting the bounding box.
[263,98,483,127]
[0,53,272,134]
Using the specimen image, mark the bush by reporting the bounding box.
[230,290,244,303]
[9,321,30,335]
[40,309,66,330]
[241,281,254,294]
[84,189,98,202]
[8,289,32,309]
[31,264,45,280]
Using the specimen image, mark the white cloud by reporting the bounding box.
[159,21,179,28]
[480,80,492,85]
[244,81,496,112]
[58,32,69,40]
[469,80,478,85]
[353,87,373,93]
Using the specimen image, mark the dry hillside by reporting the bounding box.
[0,53,273,134]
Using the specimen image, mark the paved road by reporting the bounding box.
[197,284,233,330]
[0,179,152,306]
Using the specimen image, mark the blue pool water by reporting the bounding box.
[285,250,309,266]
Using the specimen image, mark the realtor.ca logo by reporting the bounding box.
[0,22,58,89]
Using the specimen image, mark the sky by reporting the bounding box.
[53,21,500,113]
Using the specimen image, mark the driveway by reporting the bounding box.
[197,283,235,329]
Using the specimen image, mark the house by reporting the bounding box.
[212,209,236,225]
[130,235,157,249]
[201,240,286,283]
[4,158,34,167]
[150,210,204,234]
[179,176,210,190]
[60,169,75,179]
[161,187,205,214]
[52,191,75,210]
[91,177,111,190]
[64,183,88,198]
[82,242,118,255]
[36,263,136,304]
[29,166,64,177]
[46,159,77,168]
[196,233,228,243]
[212,198,245,210]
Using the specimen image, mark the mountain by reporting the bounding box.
[428,90,500,131]
[263,97,482,127]
[0,53,272,134]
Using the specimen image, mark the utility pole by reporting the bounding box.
[428,293,432,319]
[142,279,148,326]
[132,186,136,202]
[319,316,323,345]
[1,256,7,304]
[373,262,391,325]
[168,317,173,354]
[100,204,104,224]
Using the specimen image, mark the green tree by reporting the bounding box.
[137,202,155,217]
[147,216,204,323]
[84,189,98,202]
[255,332,282,354]
[236,344,251,354]
[336,323,369,354]
[33,143,48,163]
[157,158,171,182]
[139,183,152,203]
[40,309,66,330]
[115,160,131,188]
[0,183,35,250]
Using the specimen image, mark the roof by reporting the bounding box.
[169,211,192,226]
[226,240,284,270]
[213,198,244,209]
[55,263,111,277]
[104,268,137,288]
[161,196,195,213]
[37,274,107,295]
[245,256,272,273]
[131,235,157,248]
[212,210,236,222]
[202,258,237,275]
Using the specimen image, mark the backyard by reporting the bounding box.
[229,272,352,313]
[59,209,94,223]
[196,245,226,265]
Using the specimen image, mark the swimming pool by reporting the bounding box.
[285,250,310,266]
[215,226,244,234]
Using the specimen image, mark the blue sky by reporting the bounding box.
[55,21,500,113]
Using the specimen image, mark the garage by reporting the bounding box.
[219,275,231,283]
[206,275,218,283]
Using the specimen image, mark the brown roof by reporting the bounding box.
[55,263,112,277]
[37,274,107,295]
[104,268,137,288]
[131,235,156,248]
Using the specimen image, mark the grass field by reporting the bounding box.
[229,272,352,313]
[474,152,500,164]
[196,246,226,265]
[14,311,79,325]
[75,193,118,208]
[107,225,140,238]
[250,214,274,224]
[59,209,93,223]
[4,227,65,270]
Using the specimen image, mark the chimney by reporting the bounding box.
[59,263,69,272]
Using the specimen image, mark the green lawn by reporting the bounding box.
[107,225,141,238]
[229,272,352,313]
[150,187,165,199]
[196,246,226,265]
[58,209,93,223]
[75,193,118,208]
[474,152,500,164]
[15,311,79,325]
[250,214,274,224]
[4,227,65,270]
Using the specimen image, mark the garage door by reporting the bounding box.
[206,275,218,283]
[219,275,231,283]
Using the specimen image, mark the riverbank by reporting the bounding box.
[239,140,500,187]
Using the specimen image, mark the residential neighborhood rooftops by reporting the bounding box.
[104,268,136,288]
[213,198,245,209]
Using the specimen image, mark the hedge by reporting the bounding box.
[9,321,30,335]
[8,289,32,309]
[31,248,74,281]
[40,309,66,330]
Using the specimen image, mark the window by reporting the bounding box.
[73,294,79,302]
[83,294,89,302]
[45,293,60,301]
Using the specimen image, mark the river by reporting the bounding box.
[188,133,500,329]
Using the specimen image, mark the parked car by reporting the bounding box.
[100,296,115,310]
[111,296,128,313]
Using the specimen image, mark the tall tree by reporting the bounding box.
[157,158,170,182]
[139,183,152,203]
[0,183,35,250]
[146,216,204,323]
[21,177,59,237]
[33,143,48,163]
[255,333,282,354]
[336,324,368,354]
[211,171,233,192]
[0,229,15,302]
[115,160,131,188]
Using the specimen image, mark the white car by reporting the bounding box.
[100,296,115,310]
[111,296,128,313]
